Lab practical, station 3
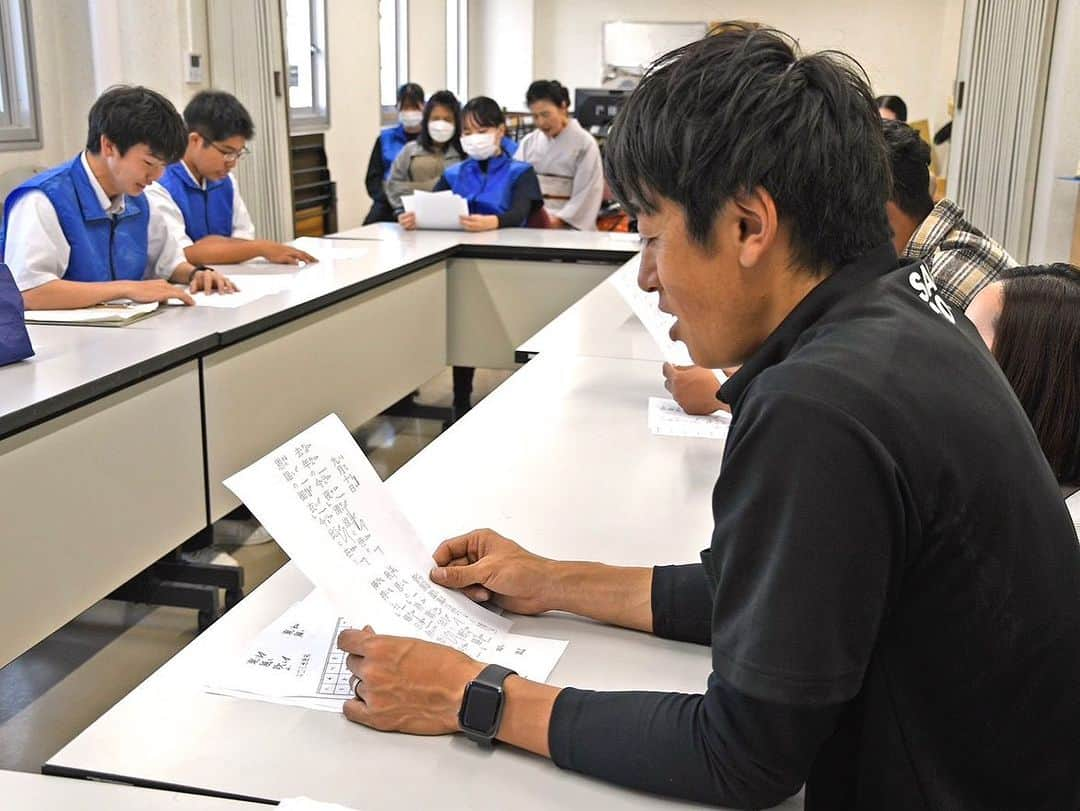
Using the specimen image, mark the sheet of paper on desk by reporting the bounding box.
[223,414,567,683]
[403,190,468,230]
[648,397,731,440]
[206,588,567,711]
[24,300,160,325]
[291,236,370,262]
[609,262,694,365]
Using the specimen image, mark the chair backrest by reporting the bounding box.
[0,165,45,206]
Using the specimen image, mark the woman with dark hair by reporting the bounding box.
[518,79,604,230]
[389,90,465,222]
[363,82,425,224]
[409,96,542,420]
[408,96,542,234]
[876,94,908,122]
[966,263,1080,485]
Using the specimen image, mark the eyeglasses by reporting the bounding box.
[207,141,251,164]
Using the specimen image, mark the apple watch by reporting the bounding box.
[458,663,517,746]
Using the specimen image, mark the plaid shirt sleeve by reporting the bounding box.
[902,200,1017,310]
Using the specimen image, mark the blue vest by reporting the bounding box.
[0,262,33,366]
[0,155,149,283]
[379,125,411,179]
[501,136,518,157]
[443,154,533,222]
[157,162,235,242]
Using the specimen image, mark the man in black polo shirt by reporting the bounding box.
[337,24,1080,810]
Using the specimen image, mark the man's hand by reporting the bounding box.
[338,626,483,735]
[190,268,238,295]
[397,212,417,230]
[430,529,559,615]
[460,214,500,232]
[261,242,318,265]
[662,363,728,415]
[126,278,195,306]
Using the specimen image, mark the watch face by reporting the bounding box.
[461,681,501,735]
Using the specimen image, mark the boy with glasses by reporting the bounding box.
[0,85,234,309]
[148,90,316,267]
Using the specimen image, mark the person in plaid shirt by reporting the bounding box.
[882,118,1017,310]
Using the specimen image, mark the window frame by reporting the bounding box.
[379,0,410,125]
[0,0,41,150]
[445,0,468,102]
[287,0,330,133]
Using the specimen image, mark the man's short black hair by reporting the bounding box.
[526,80,570,108]
[183,90,255,142]
[881,119,934,221]
[85,85,187,162]
[605,23,893,273]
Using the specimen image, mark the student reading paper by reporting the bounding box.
[0,86,234,309]
[147,90,317,267]
[335,26,1080,810]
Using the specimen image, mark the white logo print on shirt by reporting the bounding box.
[907,264,956,324]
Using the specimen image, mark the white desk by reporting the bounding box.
[46,355,798,809]
[0,325,206,669]
[0,769,267,809]
[515,255,668,364]
[0,230,638,666]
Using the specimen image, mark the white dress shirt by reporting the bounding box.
[145,161,256,251]
[4,152,188,292]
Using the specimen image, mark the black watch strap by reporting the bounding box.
[458,663,517,746]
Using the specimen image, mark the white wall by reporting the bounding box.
[322,0,382,228]
[409,0,447,92]
[532,0,964,133]
[469,0,534,108]
[1028,0,1080,264]
[88,0,211,109]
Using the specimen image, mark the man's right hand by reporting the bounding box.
[398,212,417,230]
[430,529,558,616]
[126,279,194,306]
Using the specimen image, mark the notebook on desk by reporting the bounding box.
[24,300,160,326]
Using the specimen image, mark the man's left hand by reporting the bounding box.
[338,627,484,735]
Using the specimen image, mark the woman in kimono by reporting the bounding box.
[517,79,604,231]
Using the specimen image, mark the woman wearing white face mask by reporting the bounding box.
[410,96,542,420]
[407,96,543,234]
[389,91,465,223]
[363,82,425,224]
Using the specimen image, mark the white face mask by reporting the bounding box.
[427,120,455,144]
[461,131,498,160]
[399,110,423,129]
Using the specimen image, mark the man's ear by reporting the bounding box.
[188,131,202,149]
[99,135,115,159]
[732,186,778,269]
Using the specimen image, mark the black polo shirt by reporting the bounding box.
[548,245,1080,809]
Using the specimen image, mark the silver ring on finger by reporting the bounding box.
[349,674,363,700]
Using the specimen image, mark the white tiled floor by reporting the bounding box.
[0,366,513,773]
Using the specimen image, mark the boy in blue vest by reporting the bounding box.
[363,83,425,225]
[147,90,316,266]
[1,86,235,310]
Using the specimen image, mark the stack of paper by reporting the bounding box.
[24,300,160,326]
[402,190,469,230]
[609,262,694,365]
[207,415,567,710]
[648,397,731,440]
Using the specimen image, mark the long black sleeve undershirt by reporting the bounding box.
[432,163,542,227]
[545,564,843,808]
[364,137,385,202]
